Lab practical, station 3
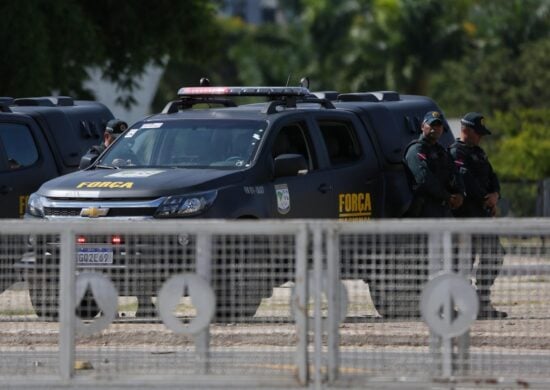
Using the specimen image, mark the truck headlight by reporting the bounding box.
[155,190,217,217]
[26,193,46,218]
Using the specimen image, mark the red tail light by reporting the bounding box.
[111,235,123,245]
[77,236,87,244]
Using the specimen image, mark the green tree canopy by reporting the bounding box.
[488,108,550,181]
[0,0,217,107]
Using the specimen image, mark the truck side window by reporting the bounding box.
[318,120,361,166]
[272,122,315,170]
[0,123,39,170]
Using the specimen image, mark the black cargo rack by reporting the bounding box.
[0,97,14,112]
[162,97,237,114]
[13,96,75,107]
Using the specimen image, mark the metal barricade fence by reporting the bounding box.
[0,219,548,389]
[0,220,309,388]
[321,219,550,389]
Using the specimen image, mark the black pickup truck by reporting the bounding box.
[23,85,454,319]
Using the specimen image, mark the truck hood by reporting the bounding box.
[37,168,245,199]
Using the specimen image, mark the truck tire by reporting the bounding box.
[340,234,428,319]
[28,272,100,320]
[211,235,275,322]
[367,276,424,318]
[366,259,428,318]
[213,287,263,322]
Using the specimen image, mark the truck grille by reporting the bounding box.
[42,197,164,219]
[44,207,156,217]
[44,207,80,216]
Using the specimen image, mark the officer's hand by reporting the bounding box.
[484,192,499,208]
[448,194,464,209]
[489,205,497,217]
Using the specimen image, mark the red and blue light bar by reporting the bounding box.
[177,86,311,97]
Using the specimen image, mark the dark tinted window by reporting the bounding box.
[272,122,315,170]
[318,120,361,166]
[0,123,38,170]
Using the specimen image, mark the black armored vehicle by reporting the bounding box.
[0,96,114,218]
[0,96,113,294]
[24,84,455,319]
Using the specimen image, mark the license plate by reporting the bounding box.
[77,248,113,265]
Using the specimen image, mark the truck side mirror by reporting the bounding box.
[79,153,98,170]
[273,154,308,178]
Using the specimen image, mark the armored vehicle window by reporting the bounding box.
[318,120,361,166]
[0,123,38,170]
[272,122,315,170]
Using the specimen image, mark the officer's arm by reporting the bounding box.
[484,162,501,209]
[447,154,465,209]
[452,168,466,195]
[405,147,449,201]
[487,162,501,195]
[450,147,485,201]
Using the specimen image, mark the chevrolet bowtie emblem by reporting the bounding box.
[80,207,109,218]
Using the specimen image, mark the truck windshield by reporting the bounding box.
[98,119,267,169]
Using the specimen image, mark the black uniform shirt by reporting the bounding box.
[449,139,500,217]
[404,135,464,217]
[405,135,463,200]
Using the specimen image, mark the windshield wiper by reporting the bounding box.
[95,164,119,169]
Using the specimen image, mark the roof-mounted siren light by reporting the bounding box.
[300,77,310,89]
[199,77,210,86]
[177,85,311,98]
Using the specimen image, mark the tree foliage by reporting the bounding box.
[2,0,549,188]
[487,108,550,181]
[0,0,217,107]
[426,0,550,186]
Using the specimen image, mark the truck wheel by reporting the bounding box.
[213,288,263,322]
[211,235,274,322]
[366,262,427,319]
[367,278,423,318]
[0,236,25,294]
[28,273,100,320]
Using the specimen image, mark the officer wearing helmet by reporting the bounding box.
[79,119,128,169]
[450,112,506,319]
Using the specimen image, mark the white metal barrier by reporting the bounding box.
[0,219,548,389]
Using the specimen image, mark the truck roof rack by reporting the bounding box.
[162,97,237,114]
[338,91,400,102]
[313,91,340,101]
[13,96,75,107]
[0,97,14,112]
[262,96,336,114]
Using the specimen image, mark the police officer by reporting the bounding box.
[79,119,128,169]
[450,112,506,318]
[404,111,464,217]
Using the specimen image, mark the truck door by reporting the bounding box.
[0,120,57,218]
[310,113,384,220]
[267,118,334,218]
